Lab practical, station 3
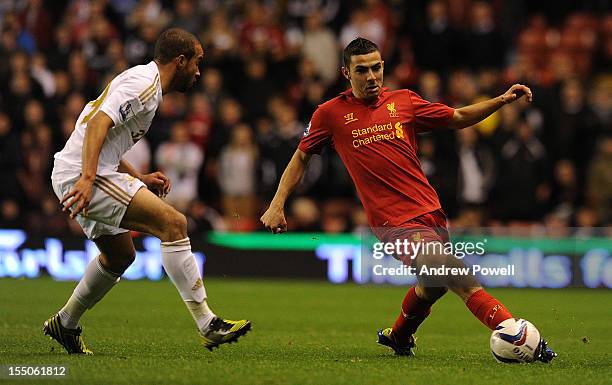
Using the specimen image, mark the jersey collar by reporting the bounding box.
[340,87,389,107]
[150,61,164,102]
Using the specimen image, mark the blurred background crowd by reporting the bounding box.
[0,0,610,237]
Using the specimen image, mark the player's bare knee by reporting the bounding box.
[120,248,136,267]
[114,256,135,275]
[160,210,188,242]
[417,285,448,302]
[429,286,448,299]
[99,250,135,275]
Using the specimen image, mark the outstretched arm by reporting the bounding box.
[260,149,312,233]
[449,84,533,129]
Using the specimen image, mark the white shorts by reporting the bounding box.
[51,162,146,240]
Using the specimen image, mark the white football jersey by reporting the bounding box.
[54,61,162,172]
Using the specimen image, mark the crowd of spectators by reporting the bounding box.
[0,0,610,237]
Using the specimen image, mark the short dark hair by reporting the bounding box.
[154,28,200,64]
[342,37,379,67]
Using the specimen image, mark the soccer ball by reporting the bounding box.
[490,318,541,363]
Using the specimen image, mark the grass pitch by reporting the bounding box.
[1,277,610,385]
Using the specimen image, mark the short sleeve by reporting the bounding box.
[408,90,455,132]
[99,76,150,126]
[298,107,332,154]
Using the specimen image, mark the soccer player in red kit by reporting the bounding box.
[261,38,557,362]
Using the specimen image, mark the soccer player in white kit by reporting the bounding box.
[43,28,251,354]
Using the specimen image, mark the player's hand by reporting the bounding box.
[260,205,287,234]
[501,84,533,104]
[140,171,171,198]
[61,176,94,219]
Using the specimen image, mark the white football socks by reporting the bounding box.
[161,237,215,331]
[58,255,120,329]
[58,239,215,332]
[185,299,215,331]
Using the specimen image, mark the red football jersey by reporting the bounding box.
[298,88,455,228]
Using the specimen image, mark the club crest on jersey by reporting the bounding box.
[303,121,311,137]
[119,101,134,121]
[387,102,398,117]
[344,112,358,124]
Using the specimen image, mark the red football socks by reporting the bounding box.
[465,289,513,330]
[392,287,513,342]
[392,287,433,344]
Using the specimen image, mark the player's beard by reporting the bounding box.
[172,69,193,93]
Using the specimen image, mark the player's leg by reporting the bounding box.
[380,239,490,354]
[378,282,446,355]
[413,246,515,331]
[378,240,451,355]
[120,187,250,349]
[59,233,134,328]
[44,232,134,355]
[450,283,514,330]
[412,244,515,330]
[380,243,451,350]
[389,285,447,343]
[121,187,214,328]
[45,170,139,354]
[447,262,557,362]
[446,260,557,361]
[96,233,137,274]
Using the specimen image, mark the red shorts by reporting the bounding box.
[376,209,449,243]
[374,209,449,263]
